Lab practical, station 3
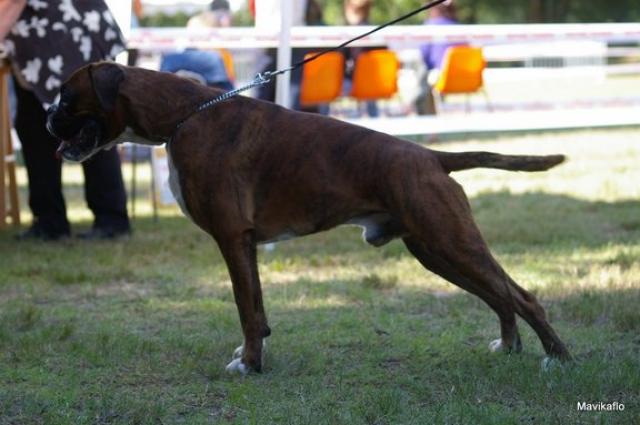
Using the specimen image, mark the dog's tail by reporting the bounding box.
[434,151,566,173]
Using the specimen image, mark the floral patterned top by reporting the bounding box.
[3,0,125,106]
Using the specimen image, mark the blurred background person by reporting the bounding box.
[343,0,380,118]
[416,0,463,115]
[420,0,461,72]
[160,0,234,91]
[188,0,232,29]
[252,0,325,112]
[131,0,144,28]
[1,0,131,240]
[128,0,144,66]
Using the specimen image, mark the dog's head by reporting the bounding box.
[47,62,127,162]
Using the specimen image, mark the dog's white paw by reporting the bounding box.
[231,340,266,360]
[228,340,267,373]
[541,356,562,372]
[232,344,244,359]
[225,358,249,375]
[489,338,504,353]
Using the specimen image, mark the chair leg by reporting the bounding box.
[6,132,20,226]
[131,144,137,220]
[430,88,441,115]
[0,102,7,229]
[482,88,494,112]
[150,148,158,223]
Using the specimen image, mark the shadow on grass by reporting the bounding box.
[4,189,639,244]
[469,191,640,252]
[247,190,640,262]
[2,190,639,287]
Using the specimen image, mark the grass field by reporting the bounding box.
[1,128,639,424]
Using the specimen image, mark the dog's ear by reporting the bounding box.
[88,62,125,112]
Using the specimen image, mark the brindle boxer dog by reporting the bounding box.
[47,62,571,374]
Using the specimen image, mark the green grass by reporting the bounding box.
[1,128,639,424]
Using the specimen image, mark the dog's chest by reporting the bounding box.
[113,127,159,146]
[166,147,191,219]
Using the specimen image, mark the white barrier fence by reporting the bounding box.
[128,23,640,50]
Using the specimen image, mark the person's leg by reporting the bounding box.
[291,49,316,113]
[13,77,70,239]
[365,100,379,117]
[81,149,130,238]
[415,69,437,116]
[289,72,303,111]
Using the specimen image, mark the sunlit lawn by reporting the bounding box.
[1,128,639,424]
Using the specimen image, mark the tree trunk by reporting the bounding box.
[554,0,572,22]
[528,0,544,22]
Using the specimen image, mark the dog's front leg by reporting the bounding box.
[217,230,270,374]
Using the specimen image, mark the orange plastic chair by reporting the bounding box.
[300,51,345,106]
[432,46,491,112]
[434,46,485,94]
[217,48,236,82]
[350,49,399,100]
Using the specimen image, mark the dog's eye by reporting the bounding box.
[59,87,75,110]
[59,99,76,113]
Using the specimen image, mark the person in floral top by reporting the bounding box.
[0,0,130,240]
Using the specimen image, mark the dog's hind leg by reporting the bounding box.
[399,176,569,360]
[403,236,522,354]
[502,277,571,361]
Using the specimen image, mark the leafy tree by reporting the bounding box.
[139,1,640,27]
[318,0,640,24]
[140,11,190,27]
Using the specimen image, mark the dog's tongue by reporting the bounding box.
[55,141,68,160]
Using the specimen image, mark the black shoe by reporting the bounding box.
[15,224,70,241]
[76,226,131,240]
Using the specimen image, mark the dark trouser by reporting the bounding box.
[13,77,130,234]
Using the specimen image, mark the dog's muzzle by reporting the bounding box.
[47,107,104,162]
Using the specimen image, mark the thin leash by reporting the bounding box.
[173,0,446,133]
